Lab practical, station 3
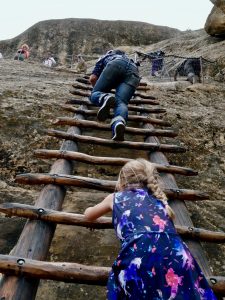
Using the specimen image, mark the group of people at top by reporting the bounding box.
[12,44,89,71]
[85,50,217,299]
[139,49,201,84]
[12,43,57,68]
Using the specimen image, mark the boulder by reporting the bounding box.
[205,0,225,36]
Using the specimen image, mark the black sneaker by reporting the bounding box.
[112,121,125,141]
[97,94,115,122]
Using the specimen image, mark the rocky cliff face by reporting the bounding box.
[205,0,225,36]
[0,18,180,63]
[0,25,225,299]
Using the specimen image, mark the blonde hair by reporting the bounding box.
[116,159,175,219]
[21,44,29,50]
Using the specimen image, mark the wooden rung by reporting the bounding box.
[0,203,112,229]
[67,97,160,106]
[70,89,90,97]
[0,255,223,294]
[72,82,92,91]
[121,104,166,114]
[75,77,149,88]
[0,203,224,243]
[61,105,172,127]
[46,129,185,153]
[34,149,198,176]
[15,173,209,200]
[75,77,91,84]
[72,81,152,92]
[69,90,164,113]
[134,91,156,99]
[0,254,109,285]
[70,89,158,103]
[53,118,177,137]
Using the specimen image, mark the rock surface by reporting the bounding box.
[205,0,225,36]
[0,29,225,299]
[0,18,180,63]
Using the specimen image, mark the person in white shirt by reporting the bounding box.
[43,54,56,68]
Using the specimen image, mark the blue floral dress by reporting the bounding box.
[107,188,217,300]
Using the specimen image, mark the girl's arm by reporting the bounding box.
[84,193,114,221]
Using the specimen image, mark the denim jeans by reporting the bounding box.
[90,58,140,123]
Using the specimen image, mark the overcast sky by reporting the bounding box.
[0,0,213,41]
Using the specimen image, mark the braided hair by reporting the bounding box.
[116,159,175,219]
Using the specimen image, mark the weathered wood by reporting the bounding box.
[0,255,109,285]
[70,89,160,104]
[75,77,150,88]
[70,89,90,97]
[0,203,113,229]
[70,91,165,113]
[134,91,156,99]
[0,108,86,298]
[72,81,152,92]
[46,129,186,153]
[0,255,224,295]
[116,104,167,114]
[34,149,198,176]
[75,77,91,84]
[53,117,178,137]
[67,97,160,106]
[174,225,225,243]
[144,122,213,277]
[61,105,172,126]
[72,82,92,90]
[15,173,209,200]
[207,277,225,296]
[1,203,224,243]
[16,173,115,192]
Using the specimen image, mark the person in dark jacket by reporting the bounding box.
[150,50,165,76]
[89,49,140,141]
[174,58,201,84]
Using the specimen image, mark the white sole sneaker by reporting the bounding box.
[112,122,125,141]
[97,95,115,121]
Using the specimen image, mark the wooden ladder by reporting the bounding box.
[0,75,224,299]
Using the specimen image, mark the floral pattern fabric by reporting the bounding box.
[107,188,217,300]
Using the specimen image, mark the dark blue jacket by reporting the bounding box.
[92,50,136,77]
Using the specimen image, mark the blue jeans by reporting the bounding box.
[90,58,140,123]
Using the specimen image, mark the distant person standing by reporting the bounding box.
[150,50,165,77]
[0,52,3,59]
[14,44,30,61]
[89,49,140,141]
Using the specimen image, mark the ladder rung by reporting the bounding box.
[15,173,209,200]
[61,105,172,126]
[46,129,185,153]
[34,149,197,176]
[0,203,224,243]
[53,117,177,137]
[0,254,223,294]
[67,97,160,106]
